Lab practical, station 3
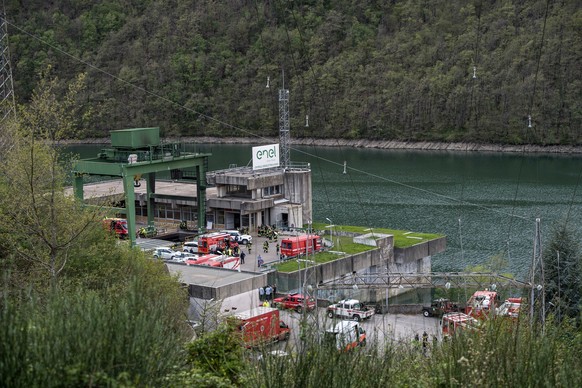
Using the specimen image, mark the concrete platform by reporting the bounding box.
[166,262,266,300]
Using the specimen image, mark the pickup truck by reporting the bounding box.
[326,299,375,322]
[422,298,464,317]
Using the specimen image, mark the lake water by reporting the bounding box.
[65,143,582,280]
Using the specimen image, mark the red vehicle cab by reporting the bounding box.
[280,234,322,258]
[102,218,128,239]
[232,307,290,347]
[465,290,500,318]
[273,293,316,313]
[198,232,238,254]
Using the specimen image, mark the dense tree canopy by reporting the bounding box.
[543,223,582,321]
[6,0,581,144]
[0,73,191,386]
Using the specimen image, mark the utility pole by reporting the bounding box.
[529,218,545,328]
[0,7,16,124]
[279,69,290,169]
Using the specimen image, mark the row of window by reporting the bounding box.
[135,204,198,221]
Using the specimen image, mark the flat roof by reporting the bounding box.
[166,262,263,288]
[64,179,218,199]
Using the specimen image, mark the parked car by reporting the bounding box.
[183,241,199,254]
[273,293,315,313]
[153,247,177,260]
[220,230,252,245]
[170,252,198,263]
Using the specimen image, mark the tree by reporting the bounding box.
[0,70,100,288]
[183,322,245,386]
[543,223,582,321]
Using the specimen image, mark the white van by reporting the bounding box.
[324,320,366,351]
[183,241,199,254]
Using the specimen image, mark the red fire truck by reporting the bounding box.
[185,254,221,266]
[496,297,523,319]
[102,218,128,239]
[280,234,322,258]
[441,312,480,338]
[197,232,238,254]
[465,290,500,318]
[232,307,290,347]
[201,255,241,270]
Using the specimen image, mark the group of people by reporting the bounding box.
[258,225,279,241]
[413,331,433,355]
[259,284,276,306]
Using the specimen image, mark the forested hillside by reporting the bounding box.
[6,0,582,144]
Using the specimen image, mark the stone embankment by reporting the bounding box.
[60,137,582,154]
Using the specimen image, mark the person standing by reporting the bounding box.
[265,285,273,301]
[240,251,246,264]
[259,286,265,301]
[257,254,264,267]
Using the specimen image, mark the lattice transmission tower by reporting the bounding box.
[278,70,290,169]
[0,8,16,124]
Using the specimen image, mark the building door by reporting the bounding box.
[225,212,236,229]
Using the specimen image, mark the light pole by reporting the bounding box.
[298,259,316,293]
[326,217,333,248]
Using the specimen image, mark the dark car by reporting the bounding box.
[273,293,316,313]
[422,298,464,317]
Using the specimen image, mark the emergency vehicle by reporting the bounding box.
[496,297,522,319]
[326,299,375,322]
[185,254,221,266]
[201,255,241,270]
[441,312,480,337]
[280,234,322,258]
[465,290,500,318]
[102,218,128,239]
[324,320,367,351]
[232,307,290,347]
[197,232,238,254]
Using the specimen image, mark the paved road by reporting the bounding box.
[238,233,289,271]
[207,232,441,352]
[268,307,441,355]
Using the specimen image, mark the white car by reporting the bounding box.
[170,252,197,263]
[183,241,199,254]
[220,230,252,245]
[153,247,177,260]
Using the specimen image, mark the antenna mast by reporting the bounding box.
[279,68,290,169]
[0,7,16,124]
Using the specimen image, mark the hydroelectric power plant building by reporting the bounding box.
[70,127,312,246]
[69,127,446,316]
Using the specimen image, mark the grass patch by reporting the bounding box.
[273,236,375,273]
[312,223,444,249]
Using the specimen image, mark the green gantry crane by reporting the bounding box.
[72,127,211,246]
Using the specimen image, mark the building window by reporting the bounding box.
[263,185,282,197]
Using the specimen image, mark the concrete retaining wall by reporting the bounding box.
[394,237,446,264]
[188,272,268,300]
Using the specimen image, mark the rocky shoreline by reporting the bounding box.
[60,137,582,154]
